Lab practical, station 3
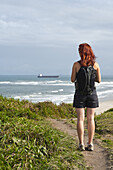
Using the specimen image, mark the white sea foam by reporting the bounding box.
[0,81,39,85]
[14,96,21,99]
[0,81,11,84]
[0,80,73,86]
[97,89,113,96]
[2,80,113,87]
[51,89,64,93]
[59,89,63,92]
[51,90,58,93]
[50,83,72,86]
[14,93,74,105]
[100,81,113,85]
[45,80,63,84]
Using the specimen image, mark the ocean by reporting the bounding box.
[0,75,113,104]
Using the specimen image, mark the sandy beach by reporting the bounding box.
[95,100,113,115]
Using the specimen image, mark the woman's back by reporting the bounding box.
[71,61,101,83]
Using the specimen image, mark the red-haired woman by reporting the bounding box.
[71,43,101,151]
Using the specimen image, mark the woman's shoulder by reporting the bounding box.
[73,60,81,67]
[72,61,81,73]
[93,62,100,70]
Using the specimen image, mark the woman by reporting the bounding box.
[71,43,101,151]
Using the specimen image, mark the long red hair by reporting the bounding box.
[78,43,96,66]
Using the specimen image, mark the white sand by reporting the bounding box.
[95,100,113,115]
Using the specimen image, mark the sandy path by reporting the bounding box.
[48,118,111,170]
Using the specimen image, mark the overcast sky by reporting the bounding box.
[0,0,113,76]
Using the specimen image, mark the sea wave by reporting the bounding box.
[14,93,74,105]
[0,81,11,84]
[100,81,113,85]
[45,80,63,84]
[51,90,59,93]
[1,78,113,103]
[0,81,73,86]
[59,89,63,92]
[0,81,39,85]
[1,80,113,87]
[51,89,64,93]
[97,89,113,96]
[96,82,113,88]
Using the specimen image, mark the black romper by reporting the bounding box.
[73,61,99,108]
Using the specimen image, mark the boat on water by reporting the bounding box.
[38,74,59,78]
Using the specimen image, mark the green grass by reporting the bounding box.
[2,95,113,168]
[95,110,113,135]
[0,96,87,169]
[95,109,113,164]
[0,96,76,119]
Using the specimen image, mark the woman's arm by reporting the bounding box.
[71,62,77,82]
[95,63,101,83]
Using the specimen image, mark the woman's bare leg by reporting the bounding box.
[76,108,85,145]
[87,108,95,144]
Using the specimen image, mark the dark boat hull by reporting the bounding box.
[38,75,59,78]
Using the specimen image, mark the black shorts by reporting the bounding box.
[73,90,99,108]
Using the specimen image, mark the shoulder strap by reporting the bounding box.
[78,60,81,66]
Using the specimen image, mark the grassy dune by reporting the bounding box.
[0,96,86,169]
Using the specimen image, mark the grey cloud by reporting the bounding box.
[0,0,113,75]
[0,0,113,47]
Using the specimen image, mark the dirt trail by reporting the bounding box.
[48,118,112,170]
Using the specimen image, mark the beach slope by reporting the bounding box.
[96,100,113,115]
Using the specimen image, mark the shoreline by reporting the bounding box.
[95,100,113,115]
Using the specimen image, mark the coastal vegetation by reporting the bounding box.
[0,95,113,169]
[95,110,113,165]
[0,96,85,169]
